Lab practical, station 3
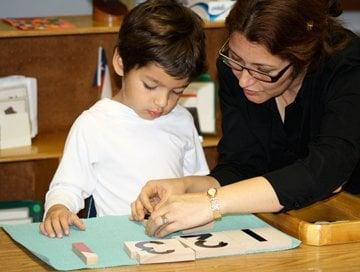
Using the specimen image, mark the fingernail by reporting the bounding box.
[65,230,69,235]
[57,234,63,238]
[50,233,55,238]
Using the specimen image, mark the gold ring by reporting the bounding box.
[161,214,168,225]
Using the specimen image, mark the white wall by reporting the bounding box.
[341,11,360,34]
[0,0,92,18]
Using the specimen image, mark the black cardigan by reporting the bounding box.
[210,32,360,211]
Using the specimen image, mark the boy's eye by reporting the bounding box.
[143,82,157,90]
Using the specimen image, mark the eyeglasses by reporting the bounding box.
[218,39,292,83]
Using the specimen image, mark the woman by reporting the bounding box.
[131,0,360,237]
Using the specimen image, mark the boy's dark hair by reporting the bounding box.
[117,0,206,81]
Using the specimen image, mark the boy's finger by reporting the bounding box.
[130,201,140,221]
[135,200,145,220]
[43,219,56,238]
[39,222,48,236]
[70,214,86,231]
[130,202,136,220]
[59,215,70,236]
[51,218,64,238]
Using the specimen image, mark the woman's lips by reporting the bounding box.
[243,88,257,96]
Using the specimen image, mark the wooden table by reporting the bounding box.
[1,228,360,271]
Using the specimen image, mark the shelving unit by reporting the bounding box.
[342,0,360,10]
[0,132,66,163]
[0,15,226,38]
[0,131,220,163]
[0,15,226,203]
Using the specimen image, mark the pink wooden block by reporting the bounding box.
[72,242,99,265]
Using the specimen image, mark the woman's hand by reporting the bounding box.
[145,192,213,237]
[131,178,186,221]
[39,204,85,238]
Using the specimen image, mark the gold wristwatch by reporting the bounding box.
[207,187,222,220]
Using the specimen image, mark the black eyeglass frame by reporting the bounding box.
[218,39,292,83]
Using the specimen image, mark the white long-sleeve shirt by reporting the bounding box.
[45,98,209,216]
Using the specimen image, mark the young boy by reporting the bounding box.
[40,0,208,238]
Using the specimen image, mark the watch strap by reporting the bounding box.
[207,188,222,220]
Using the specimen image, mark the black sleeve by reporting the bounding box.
[265,66,360,210]
[209,59,270,184]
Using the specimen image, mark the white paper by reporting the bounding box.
[0,76,38,138]
[179,81,216,134]
[0,112,31,149]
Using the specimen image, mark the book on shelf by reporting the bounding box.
[0,75,37,149]
[179,81,216,134]
[3,17,76,31]
[0,207,32,226]
[0,207,29,221]
[0,217,33,226]
[0,200,43,226]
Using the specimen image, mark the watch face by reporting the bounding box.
[208,188,217,197]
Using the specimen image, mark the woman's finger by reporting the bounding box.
[155,221,179,238]
[146,210,169,236]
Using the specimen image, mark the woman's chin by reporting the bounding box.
[244,94,268,104]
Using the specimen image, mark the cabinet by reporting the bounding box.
[342,0,360,10]
[0,16,227,202]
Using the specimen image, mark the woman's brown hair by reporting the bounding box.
[225,0,350,76]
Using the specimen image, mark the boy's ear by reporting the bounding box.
[113,50,124,76]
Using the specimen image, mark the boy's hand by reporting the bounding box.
[39,204,86,238]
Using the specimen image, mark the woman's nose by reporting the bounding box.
[236,69,256,89]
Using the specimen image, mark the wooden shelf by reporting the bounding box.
[342,0,360,10]
[0,15,225,38]
[202,134,220,147]
[0,132,66,163]
[0,132,219,163]
[257,192,360,246]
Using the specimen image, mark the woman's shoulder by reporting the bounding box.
[309,32,360,100]
[340,31,360,55]
[328,32,360,68]
[314,32,360,85]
